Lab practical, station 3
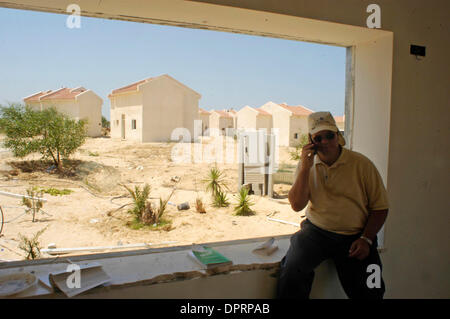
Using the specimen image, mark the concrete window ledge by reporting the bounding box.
[0,234,384,298]
[0,235,292,298]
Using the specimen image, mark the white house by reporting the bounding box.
[236,105,272,133]
[23,87,103,137]
[260,101,314,146]
[209,109,236,137]
[108,74,201,142]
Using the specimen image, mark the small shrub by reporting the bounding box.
[41,187,73,196]
[18,226,47,260]
[123,184,174,230]
[123,184,151,221]
[141,189,175,226]
[88,151,99,157]
[234,187,255,216]
[22,186,44,222]
[213,190,230,208]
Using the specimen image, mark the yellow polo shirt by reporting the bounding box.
[294,147,389,235]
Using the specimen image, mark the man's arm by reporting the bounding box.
[288,167,311,212]
[362,209,388,242]
[349,209,388,260]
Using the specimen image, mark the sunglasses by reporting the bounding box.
[312,131,336,143]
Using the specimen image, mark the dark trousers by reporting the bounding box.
[277,219,385,299]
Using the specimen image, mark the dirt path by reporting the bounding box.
[0,136,303,262]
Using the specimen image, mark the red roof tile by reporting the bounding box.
[255,108,271,116]
[214,110,234,118]
[334,115,345,122]
[110,78,153,95]
[199,108,211,115]
[40,87,86,101]
[279,103,314,116]
[24,90,52,102]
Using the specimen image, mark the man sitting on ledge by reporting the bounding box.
[277,111,389,299]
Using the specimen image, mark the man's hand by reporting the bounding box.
[348,238,370,260]
[300,143,316,171]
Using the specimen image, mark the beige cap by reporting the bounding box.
[308,111,346,146]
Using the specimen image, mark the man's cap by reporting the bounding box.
[308,111,346,146]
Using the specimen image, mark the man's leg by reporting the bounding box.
[332,236,385,299]
[277,220,331,299]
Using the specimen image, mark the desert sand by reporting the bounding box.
[0,135,305,262]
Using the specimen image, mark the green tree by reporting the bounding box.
[0,103,87,170]
[101,116,110,129]
[289,133,310,160]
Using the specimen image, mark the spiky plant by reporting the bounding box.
[18,226,48,260]
[234,187,255,216]
[156,188,175,223]
[140,188,175,226]
[213,190,230,208]
[123,184,151,221]
[202,166,228,197]
[22,186,44,222]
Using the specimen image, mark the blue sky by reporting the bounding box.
[0,8,346,120]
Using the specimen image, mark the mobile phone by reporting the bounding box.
[308,134,317,155]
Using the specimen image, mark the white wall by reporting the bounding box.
[110,93,143,141]
[141,76,199,142]
[41,100,79,119]
[255,114,272,133]
[288,115,309,147]
[264,105,291,147]
[236,107,257,130]
[76,91,103,137]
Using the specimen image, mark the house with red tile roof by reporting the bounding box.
[23,87,103,137]
[108,74,201,142]
[236,105,272,133]
[209,109,237,137]
[260,101,314,146]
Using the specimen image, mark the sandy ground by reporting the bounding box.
[0,135,305,262]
